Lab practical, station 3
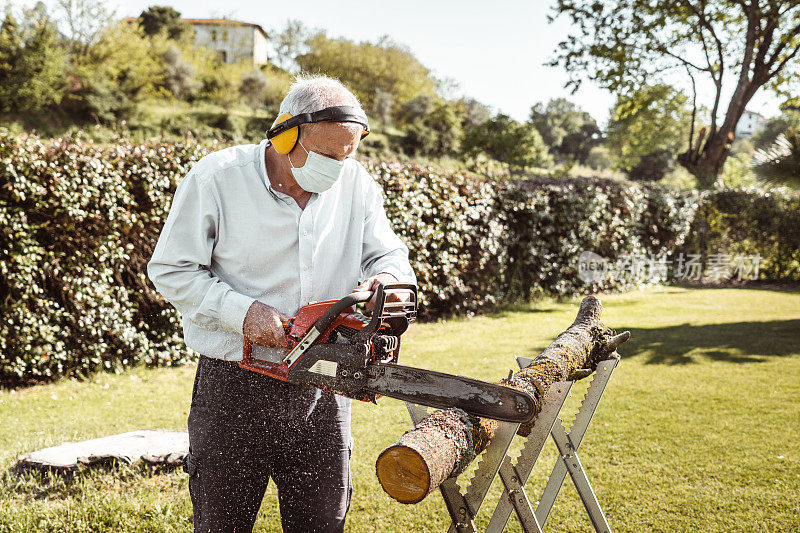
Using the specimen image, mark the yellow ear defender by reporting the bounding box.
[269,112,299,155]
[266,106,370,155]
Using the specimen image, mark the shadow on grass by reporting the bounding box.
[618,319,800,365]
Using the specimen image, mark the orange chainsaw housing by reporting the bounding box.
[239,299,386,398]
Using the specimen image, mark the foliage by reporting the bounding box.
[61,21,167,122]
[606,84,694,178]
[751,111,800,150]
[752,131,800,187]
[2,132,797,385]
[550,0,800,186]
[627,149,674,182]
[400,101,462,157]
[0,131,218,386]
[500,177,699,299]
[268,19,310,73]
[461,113,551,174]
[529,98,600,164]
[239,70,269,108]
[137,5,189,40]
[691,187,800,280]
[396,94,434,124]
[296,33,436,112]
[163,46,200,100]
[452,97,490,129]
[718,152,758,187]
[0,10,64,113]
[586,146,612,171]
[56,0,115,56]
[659,167,699,190]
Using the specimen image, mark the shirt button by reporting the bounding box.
[303,266,309,271]
[303,231,309,236]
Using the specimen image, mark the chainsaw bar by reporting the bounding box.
[365,364,536,423]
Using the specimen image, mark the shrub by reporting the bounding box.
[1,132,796,385]
[689,188,800,281]
[0,131,216,385]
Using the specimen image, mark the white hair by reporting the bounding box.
[279,74,365,139]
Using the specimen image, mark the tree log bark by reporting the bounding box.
[375,295,629,504]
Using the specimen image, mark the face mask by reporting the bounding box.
[288,142,345,193]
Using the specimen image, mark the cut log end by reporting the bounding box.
[376,446,430,504]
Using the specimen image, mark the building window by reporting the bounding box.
[211,29,218,42]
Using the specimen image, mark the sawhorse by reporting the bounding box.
[405,354,619,532]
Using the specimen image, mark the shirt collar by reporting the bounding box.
[257,139,292,200]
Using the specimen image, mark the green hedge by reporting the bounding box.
[1,133,797,385]
[689,188,800,281]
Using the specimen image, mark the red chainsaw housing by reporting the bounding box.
[239,299,374,388]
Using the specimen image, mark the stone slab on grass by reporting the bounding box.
[15,430,188,472]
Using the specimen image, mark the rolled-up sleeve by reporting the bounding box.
[147,171,256,334]
[360,178,416,285]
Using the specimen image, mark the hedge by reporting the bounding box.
[1,132,797,385]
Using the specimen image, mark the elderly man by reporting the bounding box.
[148,75,416,532]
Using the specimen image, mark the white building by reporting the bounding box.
[182,18,269,66]
[735,110,767,139]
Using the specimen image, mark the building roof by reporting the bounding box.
[180,18,268,39]
[742,109,766,121]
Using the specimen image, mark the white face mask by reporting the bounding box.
[288,142,345,193]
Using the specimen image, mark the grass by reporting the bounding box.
[1,286,798,532]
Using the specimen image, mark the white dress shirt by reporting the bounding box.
[147,139,416,363]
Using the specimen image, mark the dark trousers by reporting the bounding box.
[185,354,353,532]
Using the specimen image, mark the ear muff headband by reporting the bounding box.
[267,105,370,154]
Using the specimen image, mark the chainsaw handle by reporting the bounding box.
[311,290,374,335]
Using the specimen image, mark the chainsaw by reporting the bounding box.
[240,283,536,423]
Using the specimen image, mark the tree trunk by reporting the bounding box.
[678,126,735,188]
[375,296,629,504]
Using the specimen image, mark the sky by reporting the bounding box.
[26,0,786,125]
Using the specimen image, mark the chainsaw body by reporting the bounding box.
[240,283,538,423]
[240,283,415,402]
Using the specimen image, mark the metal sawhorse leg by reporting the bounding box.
[405,354,619,532]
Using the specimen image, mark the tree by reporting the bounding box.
[529,98,601,163]
[56,0,115,56]
[550,0,800,188]
[372,88,394,124]
[400,101,462,157]
[396,94,434,124]
[138,6,189,40]
[461,113,551,175]
[586,146,612,171]
[239,70,269,108]
[0,9,64,113]
[530,98,600,163]
[296,32,436,112]
[269,19,310,72]
[61,21,165,122]
[452,97,490,129]
[163,45,200,100]
[606,84,694,179]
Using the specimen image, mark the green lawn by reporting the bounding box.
[1,287,798,532]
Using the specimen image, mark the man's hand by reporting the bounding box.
[243,301,288,348]
[351,273,400,311]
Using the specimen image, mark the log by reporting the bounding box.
[375,295,629,504]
